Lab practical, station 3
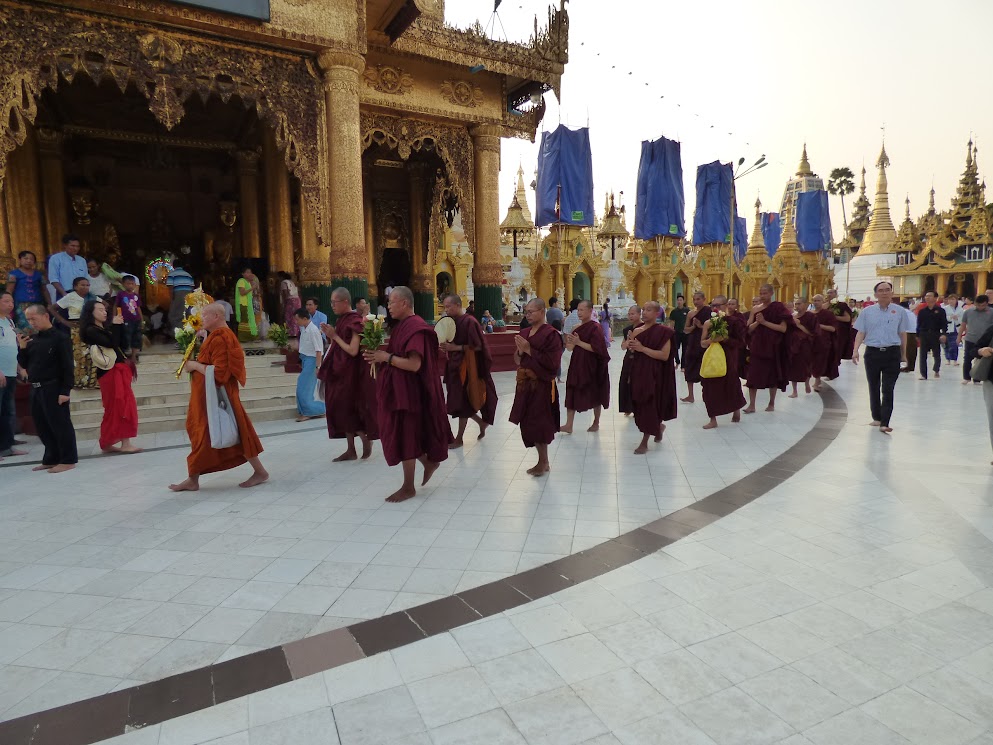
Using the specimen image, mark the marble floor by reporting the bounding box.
[1,350,992,745]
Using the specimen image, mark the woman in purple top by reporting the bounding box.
[5,251,50,331]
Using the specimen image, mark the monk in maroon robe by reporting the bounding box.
[618,304,642,415]
[562,299,610,433]
[700,296,746,429]
[628,301,676,453]
[510,298,562,476]
[787,298,817,398]
[744,284,791,413]
[439,294,498,447]
[728,298,750,382]
[828,289,854,360]
[811,293,840,390]
[681,291,712,403]
[317,288,378,461]
[363,286,450,502]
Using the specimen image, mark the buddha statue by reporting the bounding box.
[204,199,242,299]
[68,186,120,266]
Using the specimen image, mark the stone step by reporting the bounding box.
[70,385,298,414]
[71,391,298,425]
[72,403,301,438]
[70,369,295,403]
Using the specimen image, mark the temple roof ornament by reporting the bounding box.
[893,196,922,255]
[857,142,898,256]
[515,164,533,224]
[796,144,813,177]
[746,197,767,254]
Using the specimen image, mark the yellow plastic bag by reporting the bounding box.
[700,343,727,379]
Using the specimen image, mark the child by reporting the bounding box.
[5,250,50,331]
[115,274,143,362]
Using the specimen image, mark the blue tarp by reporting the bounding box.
[733,216,748,262]
[761,212,781,257]
[534,125,595,227]
[692,161,733,245]
[634,137,686,239]
[796,191,833,252]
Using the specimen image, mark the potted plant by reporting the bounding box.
[268,324,300,373]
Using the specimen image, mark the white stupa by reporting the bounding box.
[834,143,897,300]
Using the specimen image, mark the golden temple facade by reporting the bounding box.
[882,140,993,298]
[0,0,569,320]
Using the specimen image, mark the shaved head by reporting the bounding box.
[712,295,727,305]
[526,297,546,311]
[331,287,351,303]
[578,299,594,311]
[201,302,224,319]
[391,286,414,308]
[443,294,462,307]
[760,284,774,294]
[644,301,661,313]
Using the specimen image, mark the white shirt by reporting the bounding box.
[217,300,233,322]
[903,307,917,332]
[298,321,323,359]
[87,272,112,298]
[943,302,962,333]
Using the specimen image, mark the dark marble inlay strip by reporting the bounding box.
[0,386,846,745]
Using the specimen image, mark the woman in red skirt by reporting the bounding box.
[80,299,142,454]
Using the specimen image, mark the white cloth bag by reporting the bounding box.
[204,365,241,449]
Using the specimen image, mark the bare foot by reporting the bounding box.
[5,448,28,456]
[239,470,269,488]
[812,385,822,392]
[765,405,775,412]
[732,412,741,422]
[680,396,694,403]
[477,423,488,440]
[48,464,76,474]
[962,380,970,385]
[333,450,357,462]
[118,446,143,454]
[743,407,756,414]
[560,426,573,435]
[633,445,648,454]
[587,423,600,432]
[449,439,464,450]
[169,478,200,492]
[805,383,812,393]
[702,421,717,430]
[868,420,881,426]
[295,416,310,422]
[654,426,664,443]
[879,426,893,434]
[788,393,798,399]
[526,463,550,476]
[386,485,416,502]
[32,464,52,472]
[421,460,440,486]
[101,445,122,454]
[360,435,372,460]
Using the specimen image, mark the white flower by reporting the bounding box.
[183,323,194,334]
[173,327,184,337]
[366,313,377,321]
[377,314,386,321]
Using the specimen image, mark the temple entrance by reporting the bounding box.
[572,270,591,301]
[9,71,309,316]
[362,140,452,315]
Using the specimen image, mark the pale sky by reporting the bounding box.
[444,0,993,243]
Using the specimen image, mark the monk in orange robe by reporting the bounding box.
[562,299,610,433]
[363,286,450,502]
[169,303,267,491]
[509,298,563,476]
[439,293,498,447]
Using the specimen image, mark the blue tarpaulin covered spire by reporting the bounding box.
[733,216,748,262]
[795,191,833,252]
[691,161,733,245]
[761,212,781,256]
[534,125,595,227]
[634,137,686,239]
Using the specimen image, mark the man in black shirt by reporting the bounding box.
[17,303,77,472]
[916,291,948,380]
[668,295,690,369]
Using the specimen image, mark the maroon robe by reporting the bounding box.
[786,311,817,383]
[618,324,636,414]
[683,307,713,383]
[317,311,378,440]
[731,310,749,380]
[565,320,610,412]
[745,301,791,391]
[376,314,451,466]
[444,313,498,425]
[812,309,840,380]
[702,315,747,417]
[834,304,855,360]
[510,323,563,447]
[630,323,677,437]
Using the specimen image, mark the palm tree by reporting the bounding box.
[827,167,856,228]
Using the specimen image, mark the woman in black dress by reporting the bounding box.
[618,304,642,415]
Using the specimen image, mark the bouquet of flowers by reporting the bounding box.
[829,298,849,317]
[267,323,289,348]
[708,310,729,340]
[173,314,203,379]
[360,313,388,378]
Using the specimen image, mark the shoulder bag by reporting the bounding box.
[204,364,241,449]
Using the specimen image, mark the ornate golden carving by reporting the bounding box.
[317,49,365,74]
[363,64,413,95]
[440,79,483,108]
[473,264,504,286]
[360,113,476,260]
[0,3,329,243]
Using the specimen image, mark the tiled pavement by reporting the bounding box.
[2,351,993,744]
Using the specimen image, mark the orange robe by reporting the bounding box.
[185,325,264,476]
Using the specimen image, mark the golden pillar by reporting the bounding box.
[408,162,434,318]
[977,271,988,296]
[4,125,46,258]
[0,190,12,270]
[236,150,261,259]
[263,134,294,274]
[362,164,377,300]
[470,124,504,318]
[936,273,948,297]
[37,128,67,257]
[295,177,326,290]
[318,50,368,297]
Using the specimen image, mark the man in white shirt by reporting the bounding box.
[294,308,326,422]
[942,293,962,366]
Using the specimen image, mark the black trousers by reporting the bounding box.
[918,333,942,378]
[902,332,918,372]
[964,341,980,381]
[31,384,78,466]
[864,346,901,427]
[675,332,688,368]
